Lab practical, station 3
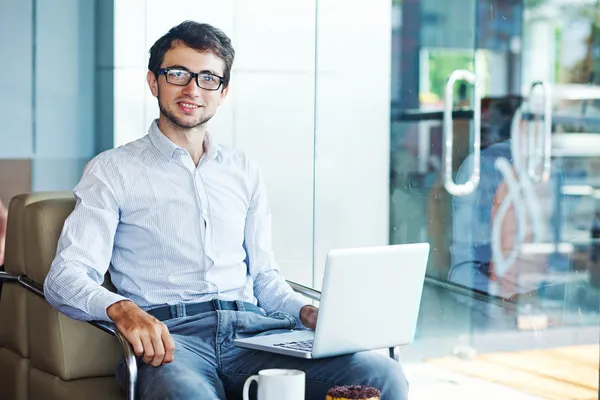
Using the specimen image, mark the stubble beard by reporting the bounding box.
[158,96,214,131]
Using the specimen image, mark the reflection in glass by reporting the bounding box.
[391,6,600,398]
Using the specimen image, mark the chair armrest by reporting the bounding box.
[424,276,519,310]
[91,320,137,400]
[0,270,20,282]
[17,275,137,400]
[286,279,321,301]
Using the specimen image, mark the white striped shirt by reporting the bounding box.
[44,120,308,323]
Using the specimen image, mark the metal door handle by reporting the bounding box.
[443,69,481,196]
[527,81,552,182]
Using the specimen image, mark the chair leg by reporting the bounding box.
[389,346,401,362]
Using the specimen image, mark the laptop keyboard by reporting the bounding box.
[273,339,314,352]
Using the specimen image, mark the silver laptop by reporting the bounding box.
[234,243,429,359]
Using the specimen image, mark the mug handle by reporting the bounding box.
[243,375,259,400]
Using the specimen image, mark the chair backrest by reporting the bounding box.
[22,196,123,381]
[0,192,74,400]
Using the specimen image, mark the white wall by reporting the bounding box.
[111,0,391,288]
[313,0,391,288]
[227,0,316,287]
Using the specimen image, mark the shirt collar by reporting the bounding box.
[148,119,221,162]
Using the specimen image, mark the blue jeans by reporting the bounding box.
[116,307,409,400]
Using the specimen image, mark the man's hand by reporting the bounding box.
[107,300,175,367]
[300,305,319,330]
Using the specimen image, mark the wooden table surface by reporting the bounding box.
[428,345,599,400]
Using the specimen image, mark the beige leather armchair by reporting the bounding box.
[0,193,131,400]
[0,192,397,400]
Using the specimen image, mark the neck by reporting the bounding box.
[158,116,206,165]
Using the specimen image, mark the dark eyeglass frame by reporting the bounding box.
[158,68,225,91]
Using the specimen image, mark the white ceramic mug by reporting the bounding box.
[242,369,305,400]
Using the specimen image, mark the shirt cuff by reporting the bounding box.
[284,293,311,329]
[90,290,131,322]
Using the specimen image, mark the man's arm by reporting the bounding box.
[44,155,129,322]
[244,161,315,328]
[44,155,175,366]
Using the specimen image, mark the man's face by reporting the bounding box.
[147,43,229,130]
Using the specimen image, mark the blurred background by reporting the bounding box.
[1,0,600,398]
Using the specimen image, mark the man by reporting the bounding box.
[44,21,408,399]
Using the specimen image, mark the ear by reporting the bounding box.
[218,85,230,106]
[147,70,159,97]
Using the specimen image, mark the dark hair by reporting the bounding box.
[148,21,235,88]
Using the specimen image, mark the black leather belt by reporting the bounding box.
[147,299,263,321]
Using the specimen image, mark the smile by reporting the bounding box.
[179,102,200,109]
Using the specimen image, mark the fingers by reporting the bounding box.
[162,328,176,364]
[129,335,144,357]
[308,309,318,329]
[125,324,173,367]
[140,334,155,365]
[149,327,166,367]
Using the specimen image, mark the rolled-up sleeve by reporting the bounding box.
[44,155,129,322]
[244,161,308,327]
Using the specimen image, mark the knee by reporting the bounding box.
[136,363,223,400]
[140,383,195,400]
[138,370,199,400]
[354,354,409,400]
[378,360,409,400]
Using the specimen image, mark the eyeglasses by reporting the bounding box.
[158,68,224,91]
